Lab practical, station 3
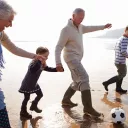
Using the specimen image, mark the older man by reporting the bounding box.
[0,1,45,127]
[55,8,112,117]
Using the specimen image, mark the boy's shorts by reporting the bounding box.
[115,64,127,79]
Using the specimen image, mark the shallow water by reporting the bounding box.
[1,38,128,127]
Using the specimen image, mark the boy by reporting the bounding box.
[103,26,128,93]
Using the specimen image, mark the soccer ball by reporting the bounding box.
[110,107,126,124]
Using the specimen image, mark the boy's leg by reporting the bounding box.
[116,64,127,93]
[0,89,11,128]
[102,76,118,91]
[103,64,127,93]
[20,93,32,119]
[30,89,43,113]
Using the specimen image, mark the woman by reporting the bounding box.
[0,1,45,127]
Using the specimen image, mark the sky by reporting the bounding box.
[5,0,128,41]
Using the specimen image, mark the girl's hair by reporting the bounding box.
[36,47,49,54]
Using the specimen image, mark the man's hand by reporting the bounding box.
[56,63,64,72]
[104,23,112,29]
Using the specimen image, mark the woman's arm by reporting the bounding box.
[1,32,36,59]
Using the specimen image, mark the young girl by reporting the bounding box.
[19,47,63,119]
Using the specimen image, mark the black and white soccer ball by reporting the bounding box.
[110,107,126,124]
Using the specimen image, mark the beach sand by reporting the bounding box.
[1,38,128,128]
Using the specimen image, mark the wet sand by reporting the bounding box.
[1,38,128,128]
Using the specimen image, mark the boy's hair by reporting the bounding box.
[36,47,49,54]
[125,26,128,31]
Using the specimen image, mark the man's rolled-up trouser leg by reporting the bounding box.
[61,60,89,107]
[67,60,90,91]
[116,64,127,80]
[67,60,102,117]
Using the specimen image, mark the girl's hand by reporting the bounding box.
[42,61,47,67]
[34,54,46,61]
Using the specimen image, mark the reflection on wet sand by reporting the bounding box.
[63,107,103,128]
[101,92,122,108]
[19,102,128,128]
[20,116,42,128]
[106,123,128,128]
[101,92,128,128]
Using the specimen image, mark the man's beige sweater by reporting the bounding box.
[55,19,105,64]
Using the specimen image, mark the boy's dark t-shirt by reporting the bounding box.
[19,60,57,93]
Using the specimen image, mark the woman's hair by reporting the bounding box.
[0,0,16,20]
[36,46,49,54]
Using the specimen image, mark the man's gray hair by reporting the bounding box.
[73,8,85,14]
[0,0,16,20]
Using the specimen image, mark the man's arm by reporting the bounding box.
[55,27,69,65]
[82,23,112,34]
